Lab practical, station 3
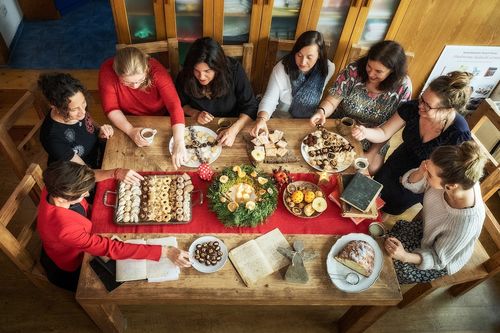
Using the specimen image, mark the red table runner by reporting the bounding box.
[91,172,377,235]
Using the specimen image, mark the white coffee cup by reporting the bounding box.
[140,128,157,144]
[368,222,386,238]
[354,157,369,171]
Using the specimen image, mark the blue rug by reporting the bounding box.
[8,0,116,69]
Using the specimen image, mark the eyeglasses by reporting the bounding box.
[120,74,147,87]
[418,96,446,112]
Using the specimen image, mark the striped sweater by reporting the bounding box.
[401,169,485,274]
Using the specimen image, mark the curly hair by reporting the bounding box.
[113,47,152,89]
[428,71,473,115]
[177,37,231,99]
[43,160,95,201]
[355,40,408,91]
[430,141,487,190]
[282,30,329,81]
[37,73,88,119]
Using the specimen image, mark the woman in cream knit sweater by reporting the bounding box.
[385,141,486,283]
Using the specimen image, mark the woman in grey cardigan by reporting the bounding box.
[385,141,486,284]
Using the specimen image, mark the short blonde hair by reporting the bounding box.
[431,141,486,190]
[113,47,152,88]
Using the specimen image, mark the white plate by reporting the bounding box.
[189,236,228,273]
[326,233,383,293]
[301,130,355,173]
[169,126,222,168]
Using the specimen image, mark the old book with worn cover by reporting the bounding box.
[229,228,291,287]
[340,172,383,213]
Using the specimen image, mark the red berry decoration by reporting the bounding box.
[272,166,292,188]
[198,163,214,181]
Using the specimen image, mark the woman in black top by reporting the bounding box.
[176,37,258,146]
[38,73,143,185]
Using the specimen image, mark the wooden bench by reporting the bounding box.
[398,98,500,308]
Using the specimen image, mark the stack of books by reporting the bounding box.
[329,173,384,224]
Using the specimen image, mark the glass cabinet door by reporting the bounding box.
[222,0,253,44]
[175,0,203,43]
[270,0,303,39]
[125,0,158,43]
[316,0,351,58]
[358,0,400,46]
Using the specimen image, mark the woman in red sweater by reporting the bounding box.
[37,161,191,291]
[99,47,186,169]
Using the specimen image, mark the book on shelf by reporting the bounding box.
[228,228,291,287]
[115,237,180,283]
[340,172,383,213]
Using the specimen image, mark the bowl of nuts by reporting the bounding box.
[189,236,228,273]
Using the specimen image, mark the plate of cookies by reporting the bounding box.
[189,236,228,273]
[104,174,202,225]
[301,128,356,173]
[283,181,328,218]
[169,126,221,168]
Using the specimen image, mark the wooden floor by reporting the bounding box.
[0,69,499,332]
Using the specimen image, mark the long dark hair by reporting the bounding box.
[37,72,89,118]
[282,30,328,81]
[178,37,231,99]
[355,40,407,91]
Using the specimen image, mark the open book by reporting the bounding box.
[229,228,291,287]
[116,237,180,282]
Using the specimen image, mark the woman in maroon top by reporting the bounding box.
[37,161,191,291]
[99,47,186,169]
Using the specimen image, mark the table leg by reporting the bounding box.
[337,305,393,333]
[79,302,126,333]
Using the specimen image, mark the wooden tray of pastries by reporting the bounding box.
[104,174,202,225]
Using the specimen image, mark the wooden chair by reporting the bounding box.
[398,99,500,308]
[116,38,180,79]
[0,90,47,180]
[0,163,53,290]
[221,43,254,79]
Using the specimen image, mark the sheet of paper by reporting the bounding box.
[146,237,180,282]
[115,239,148,282]
[255,228,291,271]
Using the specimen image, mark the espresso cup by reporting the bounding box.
[339,117,356,136]
[368,222,386,238]
[354,157,369,171]
[216,118,232,134]
[140,128,157,144]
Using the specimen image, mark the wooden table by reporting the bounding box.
[76,117,401,333]
[100,116,363,173]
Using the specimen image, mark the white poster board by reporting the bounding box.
[423,45,500,111]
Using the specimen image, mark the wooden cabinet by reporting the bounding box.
[109,0,408,92]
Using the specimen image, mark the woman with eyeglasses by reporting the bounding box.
[250,30,334,136]
[385,141,486,284]
[99,47,186,169]
[37,161,191,292]
[38,73,143,187]
[310,40,412,174]
[352,71,472,215]
[175,37,258,146]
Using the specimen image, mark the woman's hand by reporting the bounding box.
[351,125,367,141]
[196,111,214,125]
[171,140,187,170]
[250,117,269,137]
[310,110,326,127]
[162,246,192,267]
[217,125,238,147]
[98,124,114,139]
[127,127,150,147]
[114,168,144,185]
[384,237,408,262]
